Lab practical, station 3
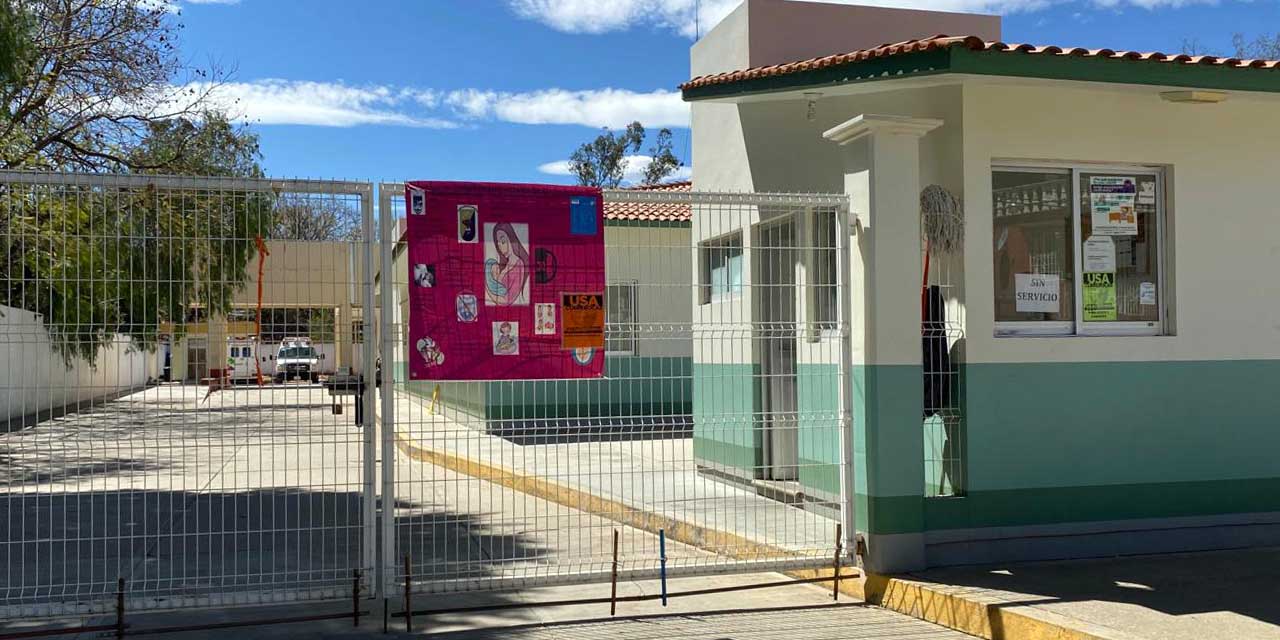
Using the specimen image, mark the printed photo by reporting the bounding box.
[416,337,444,367]
[458,205,478,243]
[484,222,531,306]
[410,190,425,216]
[492,321,519,356]
[455,293,478,323]
[413,264,435,288]
[534,303,556,335]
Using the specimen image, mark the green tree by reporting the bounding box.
[568,121,683,188]
[0,0,29,88]
[1233,32,1280,59]
[1,0,226,171]
[2,112,272,365]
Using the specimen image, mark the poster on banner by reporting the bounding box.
[1014,274,1060,313]
[1089,176,1138,236]
[1083,236,1116,273]
[1083,272,1117,321]
[404,181,605,381]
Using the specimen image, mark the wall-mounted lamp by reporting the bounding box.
[803,92,823,121]
[1160,90,1228,104]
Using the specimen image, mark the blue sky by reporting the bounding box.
[172,0,1279,184]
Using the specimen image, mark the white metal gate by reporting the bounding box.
[376,184,855,599]
[1,172,855,620]
[0,171,379,618]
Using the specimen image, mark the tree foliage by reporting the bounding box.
[0,0,29,87]
[2,113,270,365]
[1233,32,1280,59]
[273,194,363,241]
[568,121,683,188]
[0,0,225,171]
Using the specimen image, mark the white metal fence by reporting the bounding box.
[1,171,377,617]
[1,171,855,619]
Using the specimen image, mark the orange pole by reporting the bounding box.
[254,236,270,386]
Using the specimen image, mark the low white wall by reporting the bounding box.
[1,305,154,426]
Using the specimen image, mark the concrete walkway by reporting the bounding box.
[389,390,840,575]
[864,547,1280,640]
[0,573,975,639]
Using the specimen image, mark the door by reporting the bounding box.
[756,218,799,481]
[186,337,208,382]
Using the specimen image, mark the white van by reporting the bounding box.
[226,336,261,382]
[275,337,321,383]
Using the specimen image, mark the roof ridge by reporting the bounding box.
[680,34,1280,92]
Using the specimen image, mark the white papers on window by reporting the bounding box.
[1139,282,1157,306]
[1015,273,1060,313]
[1090,176,1138,236]
[1083,236,1117,273]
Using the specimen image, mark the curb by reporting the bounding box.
[862,574,1126,640]
[391,431,869,600]
[391,423,1112,640]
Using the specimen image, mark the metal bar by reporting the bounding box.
[360,189,378,583]
[659,529,668,607]
[124,611,372,636]
[394,572,861,618]
[602,188,850,207]
[115,578,125,640]
[836,203,860,562]
[378,185,397,603]
[353,569,362,627]
[0,169,371,194]
[610,530,619,616]
[0,625,118,639]
[404,555,412,634]
[833,523,843,601]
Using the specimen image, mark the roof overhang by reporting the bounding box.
[682,45,1280,102]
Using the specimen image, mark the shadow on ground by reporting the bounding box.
[916,547,1280,631]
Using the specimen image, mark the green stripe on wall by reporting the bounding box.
[924,477,1280,533]
[485,356,692,421]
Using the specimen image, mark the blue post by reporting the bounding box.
[659,529,668,607]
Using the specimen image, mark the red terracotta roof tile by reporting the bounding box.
[680,35,1280,91]
[604,181,692,222]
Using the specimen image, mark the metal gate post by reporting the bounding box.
[361,187,379,585]
[835,201,859,562]
[377,185,398,601]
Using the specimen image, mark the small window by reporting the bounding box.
[993,164,1165,336]
[606,282,638,355]
[807,210,839,337]
[700,233,743,304]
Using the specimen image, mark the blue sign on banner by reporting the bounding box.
[569,196,598,236]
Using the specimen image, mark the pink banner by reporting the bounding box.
[405,181,605,381]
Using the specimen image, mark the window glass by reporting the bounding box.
[992,170,1074,323]
[606,283,637,354]
[701,233,743,304]
[810,211,838,326]
[1079,173,1160,324]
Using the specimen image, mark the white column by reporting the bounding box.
[825,114,942,574]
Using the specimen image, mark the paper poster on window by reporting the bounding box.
[1083,236,1117,273]
[1083,272,1117,321]
[404,181,605,381]
[1014,273,1060,313]
[1089,176,1138,236]
[1138,181,1157,205]
[1139,281,1157,306]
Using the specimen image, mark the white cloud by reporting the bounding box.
[507,0,1219,37]
[538,155,692,185]
[156,80,688,131]
[445,88,688,129]
[176,80,458,128]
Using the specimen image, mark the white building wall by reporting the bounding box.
[605,226,693,358]
[1,305,155,425]
[960,79,1280,364]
